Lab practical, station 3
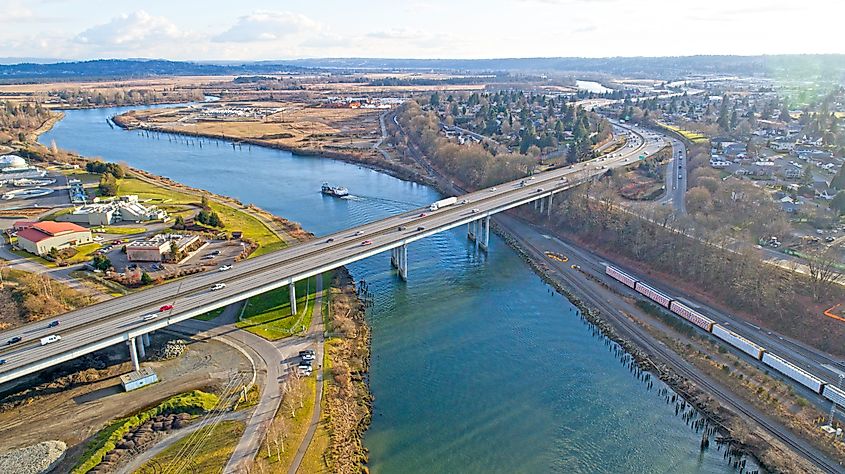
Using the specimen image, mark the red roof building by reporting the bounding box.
[16,221,92,256]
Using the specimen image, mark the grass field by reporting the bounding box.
[298,338,332,473]
[91,226,147,235]
[194,307,226,321]
[236,273,328,340]
[116,175,285,256]
[117,176,197,205]
[658,123,709,143]
[64,242,102,264]
[255,375,317,471]
[137,420,245,473]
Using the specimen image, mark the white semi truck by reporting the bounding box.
[429,197,458,211]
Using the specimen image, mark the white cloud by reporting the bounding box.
[213,11,319,43]
[0,0,36,23]
[75,11,186,49]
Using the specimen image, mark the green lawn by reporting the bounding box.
[117,174,285,257]
[137,420,245,474]
[236,273,329,340]
[116,176,197,205]
[8,246,55,268]
[91,226,147,235]
[207,201,285,258]
[64,242,102,264]
[195,307,226,321]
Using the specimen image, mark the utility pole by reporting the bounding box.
[830,374,844,427]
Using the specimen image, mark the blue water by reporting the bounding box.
[41,105,758,473]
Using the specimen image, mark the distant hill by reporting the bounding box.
[0,59,308,82]
[1,55,844,82]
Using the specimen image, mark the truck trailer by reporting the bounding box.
[429,197,458,211]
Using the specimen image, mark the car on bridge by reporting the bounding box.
[417,226,425,231]
[0,359,5,366]
[211,283,226,291]
[47,320,59,328]
[218,265,232,272]
[418,212,427,217]
[361,240,373,246]
[40,335,61,346]
[159,304,174,312]
[326,237,335,243]
[398,226,407,231]
[142,313,158,321]
[6,336,21,345]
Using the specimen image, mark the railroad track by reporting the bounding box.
[501,219,844,474]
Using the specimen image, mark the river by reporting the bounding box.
[40,105,759,473]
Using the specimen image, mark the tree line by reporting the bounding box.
[548,179,844,355]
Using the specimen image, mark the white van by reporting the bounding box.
[40,335,61,346]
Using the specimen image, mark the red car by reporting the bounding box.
[159,304,174,312]
[361,240,373,246]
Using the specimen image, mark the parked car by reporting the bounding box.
[211,283,226,291]
[210,250,222,256]
[218,265,232,272]
[300,349,316,361]
[6,336,21,345]
[159,304,174,312]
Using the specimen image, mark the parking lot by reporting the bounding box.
[102,238,246,276]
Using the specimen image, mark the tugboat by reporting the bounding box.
[321,182,349,197]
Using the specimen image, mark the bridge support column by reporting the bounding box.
[137,337,146,359]
[398,244,408,281]
[289,282,297,316]
[142,333,151,347]
[467,221,476,241]
[539,197,545,214]
[128,337,140,371]
[390,247,398,268]
[479,216,490,252]
[547,193,554,218]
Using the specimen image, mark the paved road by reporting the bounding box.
[0,124,664,385]
[287,276,325,474]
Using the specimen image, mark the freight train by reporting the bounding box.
[605,264,845,409]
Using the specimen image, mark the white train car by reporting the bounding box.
[634,281,672,308]
[823,384,845,408]
[761,352,826,394]
[711,324,765,360]
[668,301,715,332]
[605,265,637,289]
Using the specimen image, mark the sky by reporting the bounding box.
[2,0,844,61]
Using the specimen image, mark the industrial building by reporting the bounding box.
[126,234,201,262]
[62,195,168,226]
[119,367,158,392]
[16,221,93,256]
[0,154,46,179]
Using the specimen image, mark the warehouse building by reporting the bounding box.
[16,221,92,256]
[126,234,201,262]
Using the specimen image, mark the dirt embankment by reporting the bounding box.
[322,268,373,472]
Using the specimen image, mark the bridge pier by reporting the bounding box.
[547,193,554,217]
[398,244,408,281]
[539,197,545,214]
[289,282,297,315]
[390,247,398,268]
[128,337,140,371]
[142,333,151,348]
[137,336,146,359]
[479,216,490,251]
[467,221,476,241]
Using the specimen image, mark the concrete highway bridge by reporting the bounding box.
[0,125,663,386]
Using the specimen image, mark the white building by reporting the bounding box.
[0,154,46,179]
[62,195,168,226]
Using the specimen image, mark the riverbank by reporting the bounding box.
[111,111,435,187]
[29,111,377,471]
